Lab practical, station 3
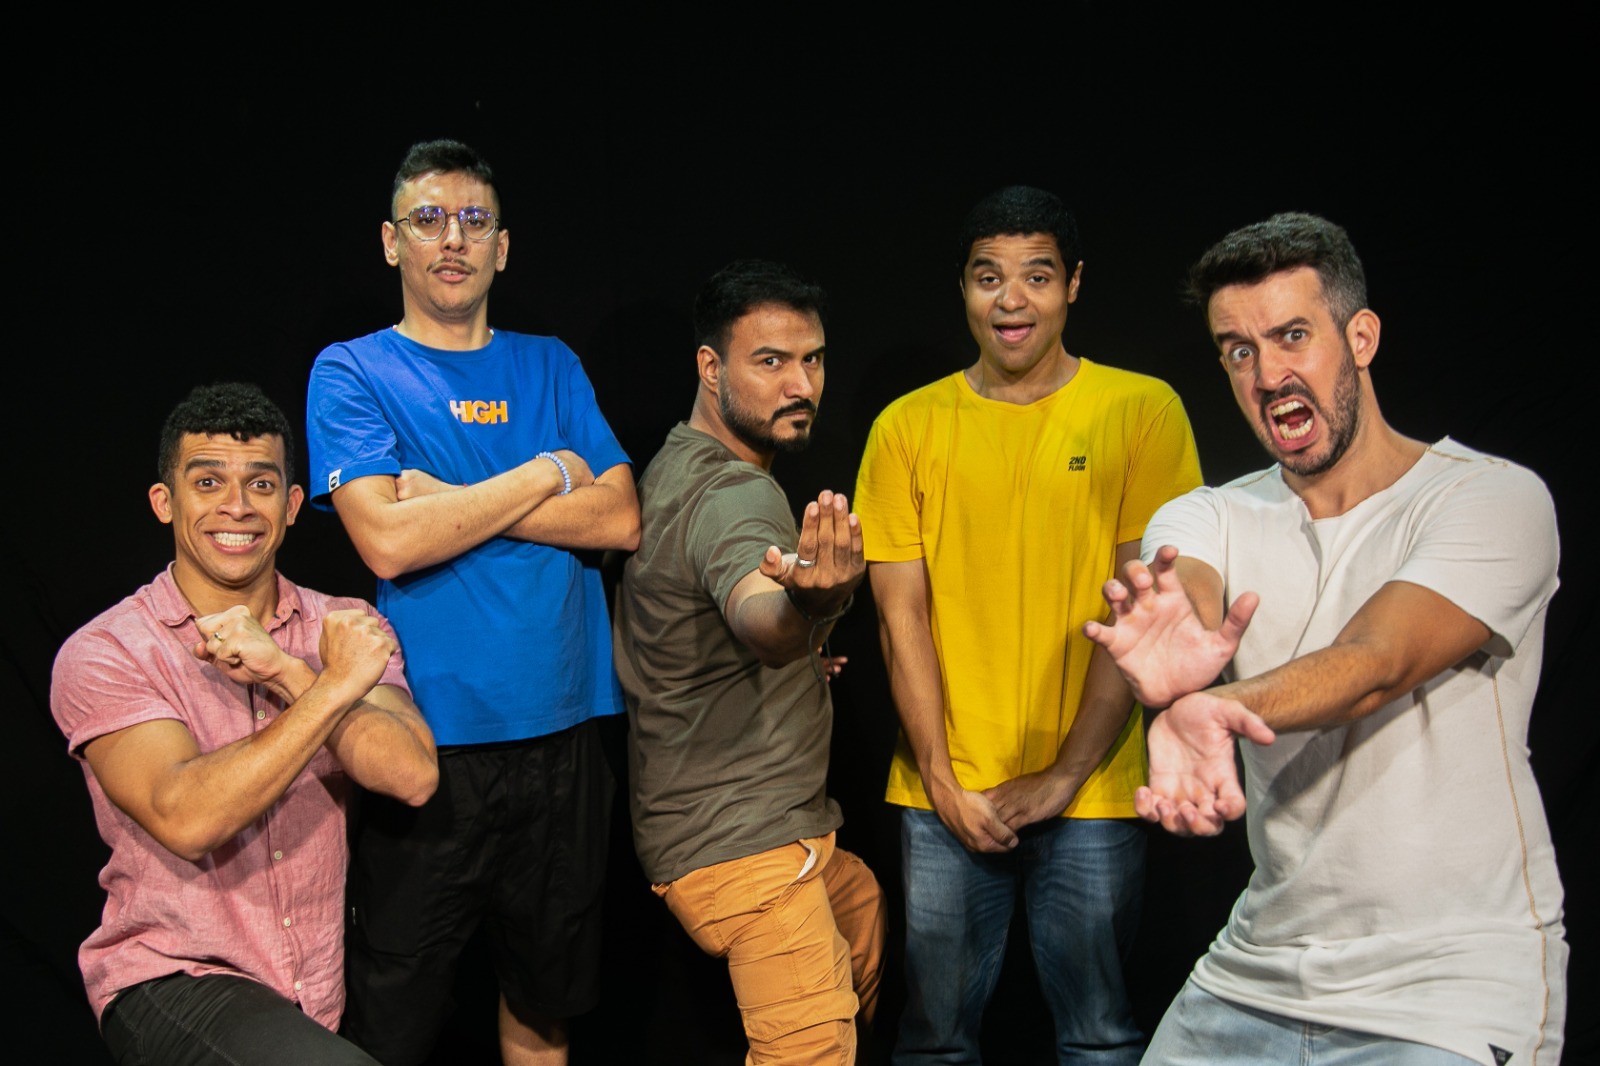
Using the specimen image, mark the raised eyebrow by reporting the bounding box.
[181,457,284,478]
[1022,255,1060,271]
[1265,316,1314,340]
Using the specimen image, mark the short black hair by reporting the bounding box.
[957,186,1082,274]
[157,382,296,486]
[391,138,498,218]
[1185,212,1368,327]
[693,259,828,359]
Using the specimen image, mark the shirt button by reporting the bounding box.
[273,850,284,861]
[256,710,266,720]
[282,917,292,928]
[294,980,303,992]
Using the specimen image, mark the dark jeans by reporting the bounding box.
[101,974,378,1066]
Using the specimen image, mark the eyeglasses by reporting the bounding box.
[395,205,502,242]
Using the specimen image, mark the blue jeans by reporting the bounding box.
[893,809,1146,1065]
[1143,981,1480,1065]
[101,974,379,1066]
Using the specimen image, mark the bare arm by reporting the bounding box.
[82,608,398,861]
[985,541,1144,831]
[401,461,641,554]
[504,462,640,551]
[330,451,578,580]
[724,490,864,668]
[870,558,1016,853]
[324,684,438,806]
[1220,579,1490,732]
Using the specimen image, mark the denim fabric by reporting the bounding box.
[101,974,379,1066]
[893,809,1145,1065]
[1144,981,1482,1066]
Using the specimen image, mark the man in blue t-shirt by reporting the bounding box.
[305,138,640,1066]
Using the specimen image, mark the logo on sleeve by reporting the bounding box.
[328,469,342,492]
[449,399,509,425]
[1490,1046,1512,1064]
[1068,455,1088,472]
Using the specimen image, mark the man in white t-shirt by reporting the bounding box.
[1085,213,1566,1066]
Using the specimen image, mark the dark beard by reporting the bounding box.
[720,388,815,456]
[1264,347,1361,478]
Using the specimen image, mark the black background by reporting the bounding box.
[4,16,1593,1065]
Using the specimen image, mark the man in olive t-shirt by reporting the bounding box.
[613,260,885,1064]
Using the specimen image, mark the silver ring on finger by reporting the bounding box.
[795,558,817,568]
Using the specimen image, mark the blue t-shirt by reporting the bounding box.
[306,327,629,745]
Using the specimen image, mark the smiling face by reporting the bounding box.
[382,169,509,335]
[1208,266,1379,480]
[149,432,303,614]
[702,303,825,465]
[962,233,1082,381]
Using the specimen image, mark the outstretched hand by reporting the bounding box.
[758,490,865,614]
[1083,545,1258,708]
[1136,691,1275,837]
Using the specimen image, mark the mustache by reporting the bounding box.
[1261,383,1314,410]
[773,400,817,420]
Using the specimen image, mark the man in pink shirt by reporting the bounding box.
[50,382,439,1066]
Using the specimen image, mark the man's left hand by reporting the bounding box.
[984,769,1078,831]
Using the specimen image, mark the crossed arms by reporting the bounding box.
[1084,545,1491,836]
[83,605,437,862]
[331,450,640,580]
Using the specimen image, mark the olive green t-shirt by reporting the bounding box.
[615,423,842,884]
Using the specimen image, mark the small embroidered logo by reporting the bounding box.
[1068,455,1088,472]
[328,469,341,492]
[1490,1045,1513,1065]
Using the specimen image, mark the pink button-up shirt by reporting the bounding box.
[50,566,410,1029]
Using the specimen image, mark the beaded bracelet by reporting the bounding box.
[536,451,573,495]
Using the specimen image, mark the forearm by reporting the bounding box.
[334,460,567,580]
[145,667,368,859]
[325,686,438,806]
[503,465,641,552]
[1044,644,1139,793]
[1213,580,1490,733]
[732,587,847,668]
[1215,643,1409,732]
[879,613,960,796]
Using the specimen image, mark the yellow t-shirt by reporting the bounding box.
[854,359,1202,817]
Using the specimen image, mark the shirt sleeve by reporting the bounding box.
[50,629,187,758]
[1117,387,1204,547]
[685,469,797,614]
[1391,460,1559,658]
[854,406,924,563]
[305,344,402,508]
[1142,487,1224,573]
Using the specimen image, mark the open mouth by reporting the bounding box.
[212,532,260,548]
[1268,398,1316,443]
[995,323,1033,344]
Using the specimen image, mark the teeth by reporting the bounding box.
[214,532,257,547]
[1280,420,1314,440]
[1269,400,1305,417]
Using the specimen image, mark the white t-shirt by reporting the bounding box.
[1145,438,1566,1066]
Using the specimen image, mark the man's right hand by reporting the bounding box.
[929,777,1018,853]
[541,448,595,491]
[1083,545,1258,708]
[758,489,865,616]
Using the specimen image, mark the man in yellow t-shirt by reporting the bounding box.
[854,186,1202,1064]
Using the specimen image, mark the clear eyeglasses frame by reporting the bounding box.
[395,205,502,242]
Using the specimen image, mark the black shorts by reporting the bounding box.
[340,718,616,1065]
